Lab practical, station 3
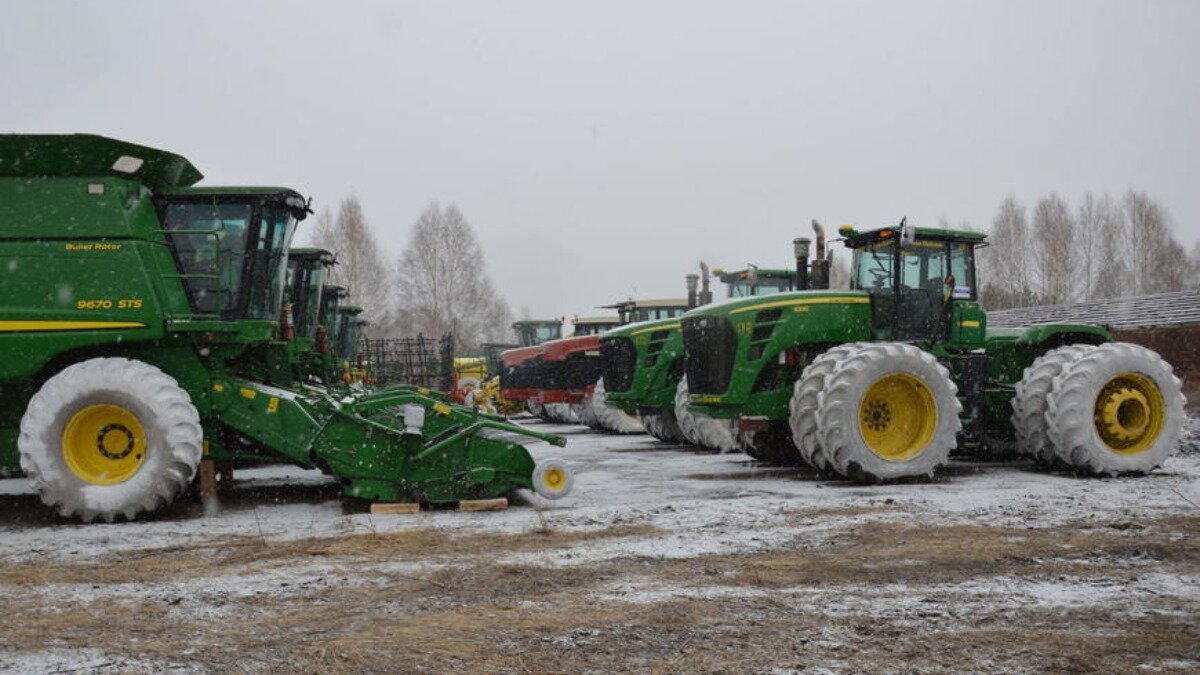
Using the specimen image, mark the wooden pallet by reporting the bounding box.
[369,497,508,515]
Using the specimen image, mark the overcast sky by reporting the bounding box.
[3,1,1197,319]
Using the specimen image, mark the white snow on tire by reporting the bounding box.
[1045,342,1185,476]
[790,344,858,471]
[674,375,738,452]
[1011,344,1095,465]
[545,402,580,425]
[816,342,961,481]
[640,411,685,443]
[18,357,202,523]
[590,378,644,434]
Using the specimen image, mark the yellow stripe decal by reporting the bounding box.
[959,320,981,328]
[730,296,870,315]
[0,320,147,332]
[631,322,680,336]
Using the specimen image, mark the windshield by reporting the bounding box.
[162,199,296,320]
[162,201,252,317]
[288,259,326,339]
[631,307,686,322]
[243,205,296,321]
[516,323,560,345]
[852,238,897,292]
[573,323,617,336]
[337,313,361,359]
[727,276,793,297]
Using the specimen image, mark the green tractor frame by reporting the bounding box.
[0,134,573,522]
[677,219,1185,480]
[601,259,802,449]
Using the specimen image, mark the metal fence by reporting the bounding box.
[361,334,454,391]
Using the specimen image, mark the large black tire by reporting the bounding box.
[674,376,738,452]
[1045,342,1185,475]
[18,357,203,522]
[545,403,580,425]
[1011,345,1095,466]
[790,345,858,471]
[640,411,686,443]
[590,378,644,434]
[816,342,961,481]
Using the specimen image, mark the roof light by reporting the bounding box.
[111,155,144,174]
[879,230,894,239]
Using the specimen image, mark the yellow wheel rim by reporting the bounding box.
[61,404,148,485]
[542,467,567,492]
[1094,372,1164,455]
[859,373,938,462]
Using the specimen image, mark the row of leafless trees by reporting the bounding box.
[309,197,513,351]
[977,190,1199,309]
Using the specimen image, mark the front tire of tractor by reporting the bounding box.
[640,411,686,443]
[816,342,961,482]
[18,357,203,523]
[1011,344,1095,466]
[673,376,739,452]
[590,378,645,434]
[1045,342,1185,476]
[790,344,858,471]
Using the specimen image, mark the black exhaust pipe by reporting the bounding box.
[793,238,811,291]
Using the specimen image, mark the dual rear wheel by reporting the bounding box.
[790,342,961,481]
[1013,343,1184,475]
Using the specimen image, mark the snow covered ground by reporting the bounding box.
[1,416,1197,673]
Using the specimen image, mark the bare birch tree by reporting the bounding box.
[1030,193,1074,305]
[310,195,391,323]
[1092,197,1130,299]
[980,197,1033,309]
[392,202,514,352]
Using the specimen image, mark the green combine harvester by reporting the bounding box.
[601,259,802,450]
[0,134,573,522]
[679,219,1185,479]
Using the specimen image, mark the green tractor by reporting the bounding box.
[0,134,573,521]
[283,247,336,385]
[601,262,801,450]
[680,219,1185,479]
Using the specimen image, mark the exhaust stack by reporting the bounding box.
[809,219,831,290]
[686,273,699,308]
[699,262,713,305]
[793,238,811,291]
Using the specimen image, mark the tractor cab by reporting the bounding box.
[285,248,335,341]
[155,187,311,329]
[713,267,796,298]
[513,319,562,347]
[605,298,690,325]
[842,222,986,345]
[570,316,621,336]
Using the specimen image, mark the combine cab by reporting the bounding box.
[0,134,573,521]
[680,219,1185,480]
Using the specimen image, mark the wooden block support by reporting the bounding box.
[218,462,233,487]
[198,459,217,499]
[370,502,421,515]
[459,497,508,512]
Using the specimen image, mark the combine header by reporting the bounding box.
[0,134,572,521]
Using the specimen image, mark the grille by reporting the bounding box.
[600,337,636,392]
[682,316,737,395]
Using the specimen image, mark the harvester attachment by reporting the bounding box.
[212,379,573,505]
